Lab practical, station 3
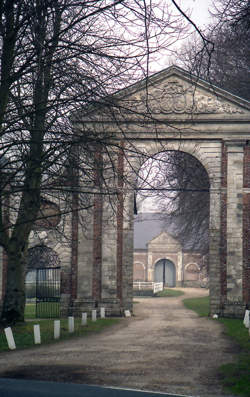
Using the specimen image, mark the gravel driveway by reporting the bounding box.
[0,288,238,397]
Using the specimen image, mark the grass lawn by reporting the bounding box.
[183,295,210,317]
[183,295,250,397]
[25,302,60,319]
[155,288,184,298]
[218,318,250,397]
[24,303,36,319]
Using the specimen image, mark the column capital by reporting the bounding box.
[224,140,246,148]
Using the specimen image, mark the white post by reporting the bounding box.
[81,312,87,326]
[68,316,74,333]
[4,327,16,350]
[100,307,105,319]
[124,310,131,317]
[243,310,249,328]
[34,324,41,344]
[54,320,60,339]
[92,309,97,322]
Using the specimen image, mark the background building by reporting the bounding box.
[133,213,208,287]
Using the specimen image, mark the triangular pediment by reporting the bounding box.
[148,231,181,249]
[116,66,250,116]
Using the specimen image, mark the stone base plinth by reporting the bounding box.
[220,302,246,318]
[67,297,124,317]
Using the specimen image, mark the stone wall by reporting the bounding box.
[134,245,206,288]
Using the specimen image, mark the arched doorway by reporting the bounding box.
[154,259,176,287]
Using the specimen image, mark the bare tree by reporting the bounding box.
[0,0,193,325]
[179,0,250,100]
[136,151,210,255]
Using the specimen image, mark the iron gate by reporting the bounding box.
[25,267,61,318]
[36,267,61,318]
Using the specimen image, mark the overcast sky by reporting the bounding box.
[179,0,214,27]
[139,0,215,213]
[148,0,215,72]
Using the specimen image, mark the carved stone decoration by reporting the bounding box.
[33,199,61,229]
[137,80,245,114]
[186,263,199,273]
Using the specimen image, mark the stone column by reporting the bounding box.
[243,144,250,304]
[122,189,134,311]
[209,186,222,315]
[0,247,3,300]
[101,200,117,300]
[177,251,183,286]
[226,141,244,302]
[77,208,94,298]
[148,252,153,281]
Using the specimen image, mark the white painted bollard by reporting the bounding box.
[4,327,16,350]
[68,316,74,333]
[100,307,105,319]
[92,310,97,322]
[243,310,249,328]
[124,310,131,317]
[81,312,87,326]
[34,324,41,344]
[54,320,60,339]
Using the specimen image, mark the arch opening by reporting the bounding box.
[154,258,176,287]
[133,149,210,291]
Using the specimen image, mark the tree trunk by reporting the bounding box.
[1,242,27,325]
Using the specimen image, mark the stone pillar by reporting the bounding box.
[226,142,244,302]
[243,144,250,304]
[177,251,183,286]
[92,149,104,303]
[92,192,103,302]
[209,186,222,315]
[0,247,2,300]
[116,146,124,308]
[100,146,126,314]
[76,208,94,298]
[101,200,117,300]
[73,207,96,315]
[220,142,227,307]
[0,249,8,302]
[148,252,153,281]
[70,190,79,301]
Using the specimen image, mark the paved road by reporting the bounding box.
[0,289,237,397]
[0,378,193,397]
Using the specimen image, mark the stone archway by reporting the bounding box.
[129,142,217,303]
[72,65,250,318]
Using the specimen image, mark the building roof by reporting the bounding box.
[134,213,173,249]
[134,213,206,252]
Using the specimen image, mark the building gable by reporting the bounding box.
[148,231,181,252]
[117,65,250,117]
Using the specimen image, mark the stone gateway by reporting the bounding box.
[1,66,250,318]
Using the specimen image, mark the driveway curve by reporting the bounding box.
[0,288,238,397]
